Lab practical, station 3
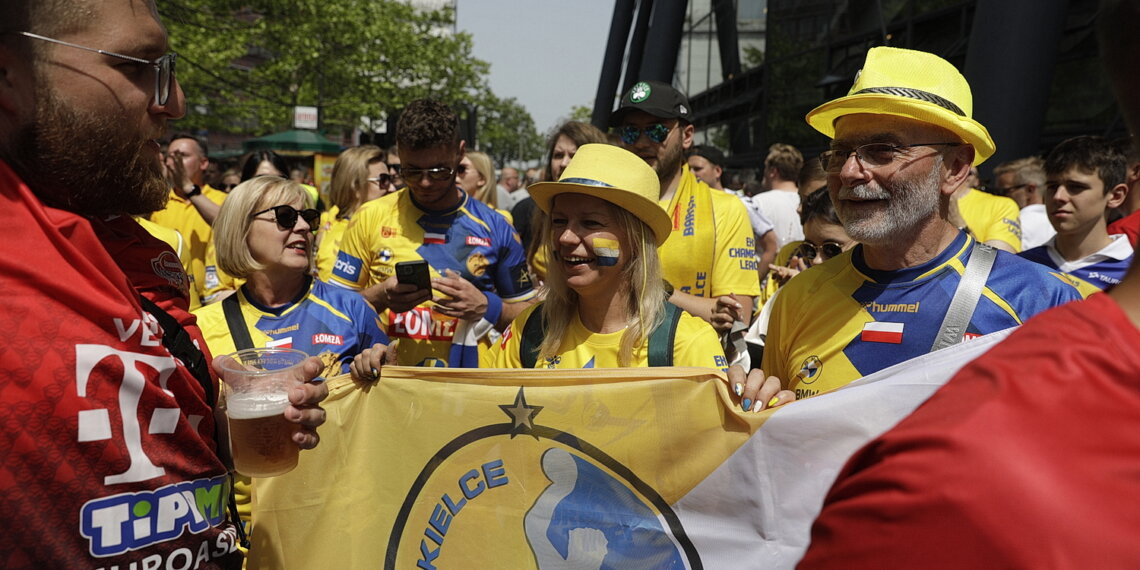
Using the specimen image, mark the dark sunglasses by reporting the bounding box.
[251,205,320,230]
[798,241,844,263]
[457,164,468,175]
[620,123,670,144]
[402,166,455,182]
[368,173,393,187]
[618,123,674,145]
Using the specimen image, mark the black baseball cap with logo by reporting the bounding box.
[610,80,691,126]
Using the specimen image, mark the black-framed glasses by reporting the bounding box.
[457,164,469,175]
[13,31,177,107]
[618,123,674,145]
[250,205,320,230]
[368,173,393,187]
[402,167,455,183]
[388,164,402,174]
[818,142,962,173]
[798,241,844,263]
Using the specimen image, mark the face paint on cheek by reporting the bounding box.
[593,237,621,267]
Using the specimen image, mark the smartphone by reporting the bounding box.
[395,260,432,291]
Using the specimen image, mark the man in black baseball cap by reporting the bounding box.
[610,80,760,348]
[687,144,727,190]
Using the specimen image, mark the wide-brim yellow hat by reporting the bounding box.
[529,144,672,246]
[806,46,996,165]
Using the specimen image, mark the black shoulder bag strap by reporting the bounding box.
[138,296,250,548]
[222,293,255,351]
[138,296,214,407]
[519,305,547,369]
[930,241,998,352]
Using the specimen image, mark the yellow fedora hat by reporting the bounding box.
[529,144,672,246]
[806,46,996,165]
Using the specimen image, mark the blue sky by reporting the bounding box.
[456,0,616,136]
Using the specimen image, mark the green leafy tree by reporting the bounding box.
[472,93,544,167]
[161,0,491,136]
[566,104,593,125]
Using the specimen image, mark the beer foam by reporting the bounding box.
[226,392,290,419]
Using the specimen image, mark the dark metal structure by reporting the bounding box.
[596,0,1122,179]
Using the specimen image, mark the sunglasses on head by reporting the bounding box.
[368,173,393,187]
[618,123,674,145]
[798,241,844,263]
[402,166,455,183]
[251,205,320,230]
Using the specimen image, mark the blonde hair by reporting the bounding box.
[465,151,498,208]
[538,198,666,367]
[765,143,804,182]
[213,176,312,279]
[328,145,385,219]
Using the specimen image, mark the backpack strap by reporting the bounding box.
[138,296,214,409]
[519,300,682,367]
[222,292,255,351]
[519,304,547,368]
[930,241,998,352]
[648,301,683,367]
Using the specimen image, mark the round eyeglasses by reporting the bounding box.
[797,241,844,263]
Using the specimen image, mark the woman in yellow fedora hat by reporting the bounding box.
[485,144,727,370]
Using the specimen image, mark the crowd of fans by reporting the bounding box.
[4,0,1140,566]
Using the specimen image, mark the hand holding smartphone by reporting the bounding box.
[395,260,432,291]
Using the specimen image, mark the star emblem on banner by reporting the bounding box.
[499,387,543,439]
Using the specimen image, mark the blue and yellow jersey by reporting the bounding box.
[194,278,387,377]
[763,232,1097,400]
[958,189,1022,251]
[658,167,761,298]
[330,188,536,366]
[1019,235,1134,290]
[486,303,727,371]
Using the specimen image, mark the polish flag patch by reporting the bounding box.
[424,232,446,244]
[266,337,294,349]
[861,321,904,344]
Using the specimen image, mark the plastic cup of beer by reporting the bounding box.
[218,348,308,477]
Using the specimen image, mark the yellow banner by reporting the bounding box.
[248,366,772,569]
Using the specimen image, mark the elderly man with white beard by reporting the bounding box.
[748,47,1097,402]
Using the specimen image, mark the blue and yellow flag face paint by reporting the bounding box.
[593,237,621,267]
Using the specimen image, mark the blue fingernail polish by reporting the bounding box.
[742,398,752,411]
